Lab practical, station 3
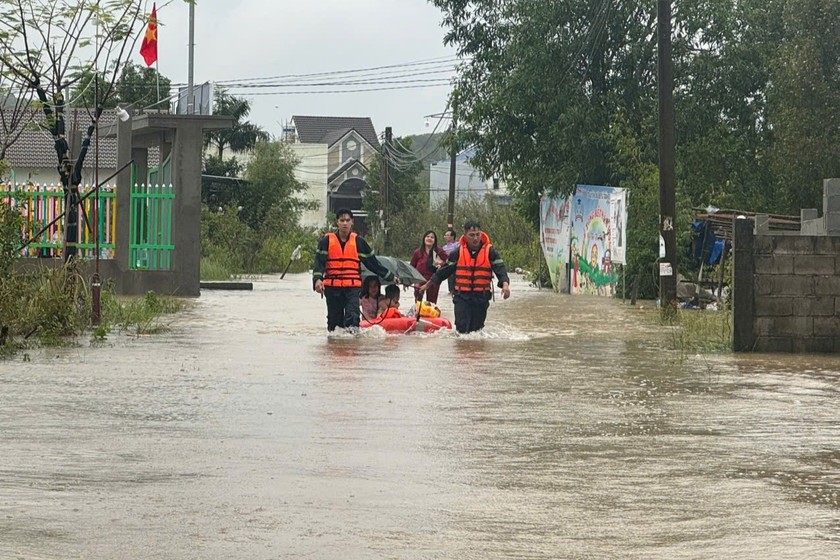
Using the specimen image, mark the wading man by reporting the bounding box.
[313,208,398,332]
[419,220,510,333]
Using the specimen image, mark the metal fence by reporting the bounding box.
[1,183,116,259]
[130,183,175,270]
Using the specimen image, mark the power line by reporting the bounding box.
[199,56,464,86]
[226,83,452,96]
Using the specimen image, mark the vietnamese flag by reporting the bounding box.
[139,4,158,66]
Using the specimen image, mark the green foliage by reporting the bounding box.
[200,142,319,278]
[432,0,840,299]
[768,0,840,212]
[115,62,173,109]
[101,288,185,335]
[243,142,312,230]
[657,310,733,355]
[204,88,270,158]
[0,200,22,276]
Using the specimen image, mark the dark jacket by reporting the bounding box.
[431,243,510,289]
[313,233,394,289]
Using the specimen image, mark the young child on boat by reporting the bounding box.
[378,284,403,319]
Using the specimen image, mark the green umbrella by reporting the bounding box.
[361,256,426,286]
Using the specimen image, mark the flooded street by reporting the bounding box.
[1,273,839,559]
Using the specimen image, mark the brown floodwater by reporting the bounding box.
[1,273,838,559]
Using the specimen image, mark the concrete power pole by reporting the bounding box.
[447,118,457,228]
[187,2,195,114]
[382,126,393,253]
[658,0,678,314]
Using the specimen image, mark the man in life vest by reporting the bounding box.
[313,208,398,332]
[418,220,510,334]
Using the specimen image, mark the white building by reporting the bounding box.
[429,147,510,208]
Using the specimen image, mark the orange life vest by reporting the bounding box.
[324,232,362,288]
[379,306,402,319]
[454,231,494,292]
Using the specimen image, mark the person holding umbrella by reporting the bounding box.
[418,220,511,334]
[410,230,448,304]
[313,208,399,332]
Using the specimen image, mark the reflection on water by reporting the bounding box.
[0,272,838,559]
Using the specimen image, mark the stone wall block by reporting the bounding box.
[754,256,793,275]
[755,298,793,316]
[814,276,840,296]
[814,236,840,255]
[771,275,814,296]
[813,316,840,337]
[754,276,773,296]
[763,316,813,337]
[795,297,836,316]
[773,236,816,254]
[753,337,792,353]
[753,235,775,255]
[792,337,835,353]
[793,255,835,275]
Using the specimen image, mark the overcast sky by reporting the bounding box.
[149,0,456,139]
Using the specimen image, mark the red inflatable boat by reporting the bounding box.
[360,316,452,333]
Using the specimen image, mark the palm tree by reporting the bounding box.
[204,88,269,158]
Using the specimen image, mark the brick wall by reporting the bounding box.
[733,220,840,353]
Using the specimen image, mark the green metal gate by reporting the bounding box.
[130,160,175,270]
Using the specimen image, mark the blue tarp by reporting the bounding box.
[691,220,729,266]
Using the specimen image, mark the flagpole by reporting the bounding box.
[155,59,160,105]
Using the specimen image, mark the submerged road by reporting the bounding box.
[1,273,838,559]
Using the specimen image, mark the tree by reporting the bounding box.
[428,0,811,216]
[241,141,310,231]
[204,88,269,159]
[0,0,147,260]
[767,0,840,212]
[70,62,173,110]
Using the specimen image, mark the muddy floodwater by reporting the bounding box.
[1,273,839,559]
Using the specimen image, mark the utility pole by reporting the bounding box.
[382,126,392,253]
[658,0,677,314]
[186,2,195,114]
[447,118,457,228]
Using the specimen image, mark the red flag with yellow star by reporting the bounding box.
[139,4,158,66]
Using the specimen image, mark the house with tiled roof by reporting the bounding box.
[285,115,380,229]
[2,109,158,186]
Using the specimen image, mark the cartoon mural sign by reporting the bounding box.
[539,193,572,291]
[569,185,626,296]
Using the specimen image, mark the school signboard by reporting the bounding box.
[541,185,627,296]
[539,193,572,292]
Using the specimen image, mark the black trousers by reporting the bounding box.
[453,292,491,334]
[324,287,362,331]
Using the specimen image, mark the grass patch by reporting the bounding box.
[200,255,238,280]
[101,289,186,336]
[656,308,732,355]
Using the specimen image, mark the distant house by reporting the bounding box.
[429,146,510,208]
[284,115,380,229]
[2,109,159,186]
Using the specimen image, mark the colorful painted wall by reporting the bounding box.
[541,185,627,296]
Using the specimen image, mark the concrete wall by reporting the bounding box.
[733,179,840,353]
[291,143,329,228]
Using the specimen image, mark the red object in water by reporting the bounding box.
[360,316,452,333]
